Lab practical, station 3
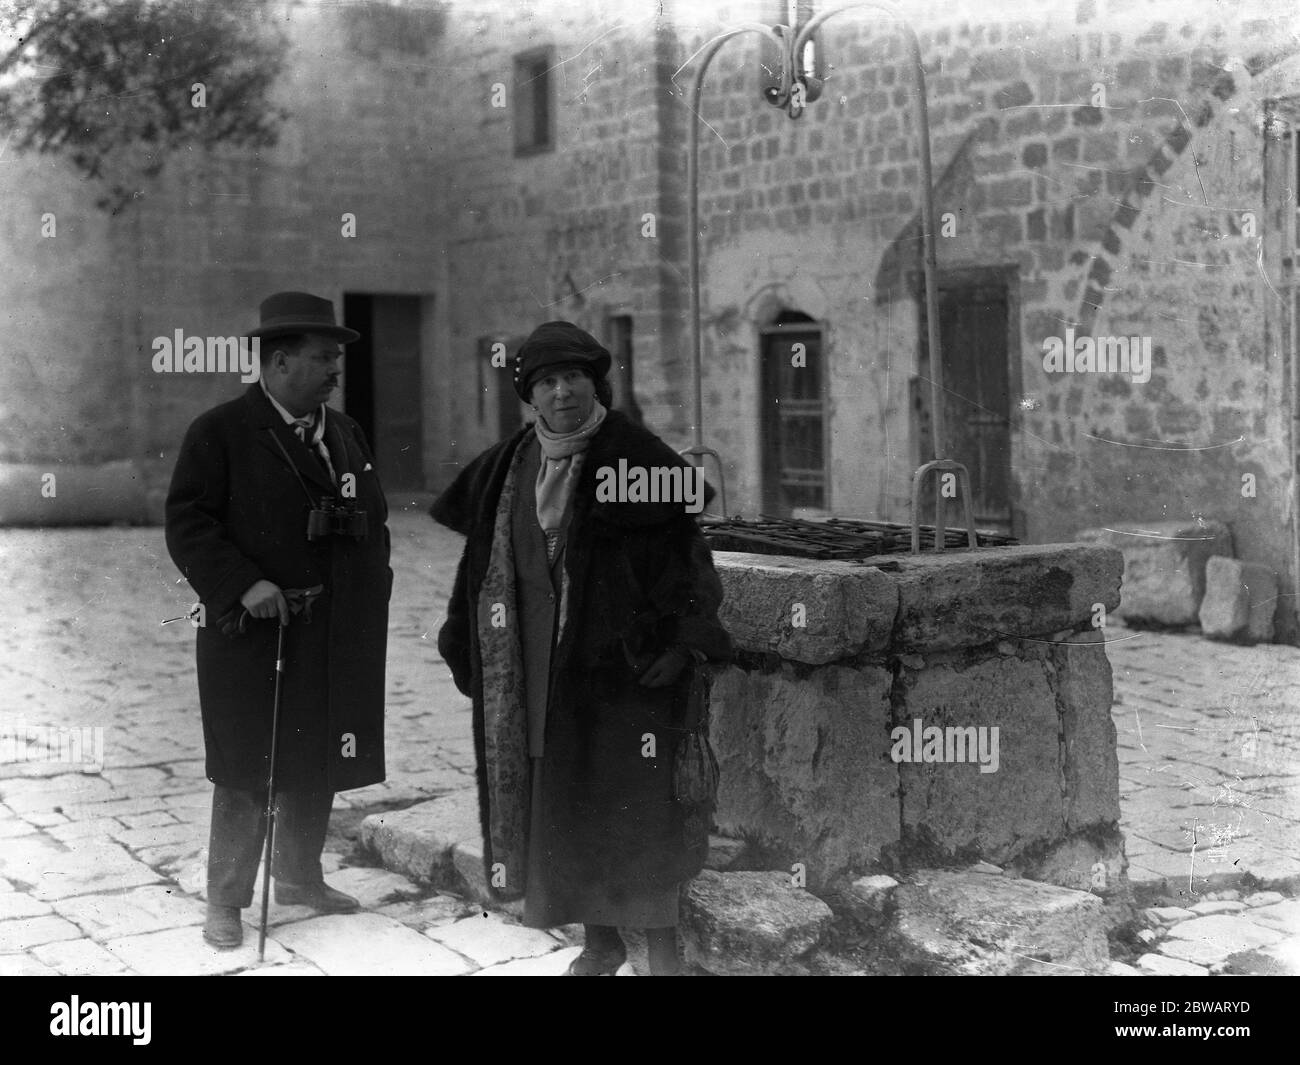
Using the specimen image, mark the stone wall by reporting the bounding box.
[709,542,1127,902]
[2,0,1296,639]
[679,0,1296,631]
[0,1,447,513]
[428,0,692,462]
[427,0,1298,630]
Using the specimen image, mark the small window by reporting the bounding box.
[513,47,554,155]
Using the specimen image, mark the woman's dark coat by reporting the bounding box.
[431,409,732,904]
[165,384,392,793]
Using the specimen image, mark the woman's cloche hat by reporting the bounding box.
[513,320,612,400]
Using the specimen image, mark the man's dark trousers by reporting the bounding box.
[207,784,333,908]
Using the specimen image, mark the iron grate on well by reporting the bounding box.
[700,514,1018,565]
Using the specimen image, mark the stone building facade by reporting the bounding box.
[2,0,1299,636]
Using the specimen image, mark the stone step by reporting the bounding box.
[358,790,481,898]
[680,870,834,975]
[891,869,1110,975]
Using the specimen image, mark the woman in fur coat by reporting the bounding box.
[430,320,732,975]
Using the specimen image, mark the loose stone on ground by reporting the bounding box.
[681,870,834,976]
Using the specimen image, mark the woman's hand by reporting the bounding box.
[637,646,691,687]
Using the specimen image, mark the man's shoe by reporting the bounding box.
[274,879,360,913]
[203,904,243,950]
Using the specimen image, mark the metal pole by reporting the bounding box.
[684,3,946,532]
[687,24,790,454]
[1276,105,1300,648]
[794,2,943,464]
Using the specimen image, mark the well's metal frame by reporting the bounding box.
[681,1,968,551]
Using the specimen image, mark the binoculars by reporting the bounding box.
[306,497,368,541]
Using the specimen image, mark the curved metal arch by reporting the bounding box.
[686,23,791,458]
[792,2,945,468]
[684,3,950,536]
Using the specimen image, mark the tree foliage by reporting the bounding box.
[0,0,288,212]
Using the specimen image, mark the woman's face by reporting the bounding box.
[529,364,595,434]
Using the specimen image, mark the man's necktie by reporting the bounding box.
[293,413,336,484]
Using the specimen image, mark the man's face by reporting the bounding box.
[529,363,595,434]
[267,334,343,415]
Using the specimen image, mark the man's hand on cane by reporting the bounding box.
[223,582,324,637]
[241,580,290,626]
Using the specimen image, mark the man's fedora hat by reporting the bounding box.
[249,291,360,344]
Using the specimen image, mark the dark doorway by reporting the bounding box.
[342,293,425,491]
[606,314,645,426]
[478,335,528,441]
[760,311,828,516]
[918,275,1015,533]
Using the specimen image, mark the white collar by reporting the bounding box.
[260,377,324,429]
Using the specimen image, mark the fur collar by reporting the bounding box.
[430,410,714,534]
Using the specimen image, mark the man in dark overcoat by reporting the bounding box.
[165,291,392,950]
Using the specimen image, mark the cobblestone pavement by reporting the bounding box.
[1,509,1297,975]
[1108,620,1300,896]
[1106,617,1300,974]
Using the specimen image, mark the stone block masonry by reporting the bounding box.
[709,541,1126,902]
[3,0,1296,647]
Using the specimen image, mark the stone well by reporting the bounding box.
[708,542,1127,902]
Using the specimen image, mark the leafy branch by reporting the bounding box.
[0,0,289,212]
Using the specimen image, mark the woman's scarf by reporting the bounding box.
[533,400,606,560]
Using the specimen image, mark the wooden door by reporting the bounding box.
[924,282,1013,532]
[760,318,827,516]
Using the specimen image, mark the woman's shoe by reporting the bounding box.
[566,927,627,975]
[646,927,682,976]
[566,945,626,975]
[566,924,626,975]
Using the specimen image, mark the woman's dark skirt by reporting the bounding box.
[522,755,680,930]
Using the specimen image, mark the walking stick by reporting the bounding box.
[253,584,321,962]
[258,617,289,962]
